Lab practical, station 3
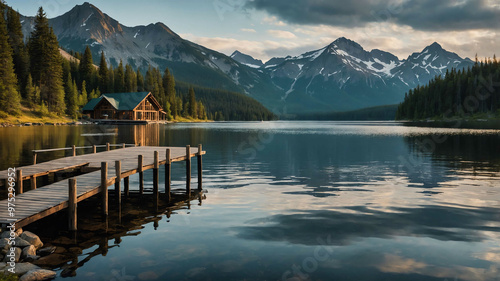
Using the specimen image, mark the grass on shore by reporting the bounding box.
[0,105,72,125]
[173,116,211,123]
[0,106,211,125]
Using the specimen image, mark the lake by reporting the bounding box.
[1,121,499,281]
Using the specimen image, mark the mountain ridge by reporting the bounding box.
[17,3,474,115]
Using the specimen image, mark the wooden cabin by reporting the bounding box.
[82,92,166,121]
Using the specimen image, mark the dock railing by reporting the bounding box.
[32,143,136,165]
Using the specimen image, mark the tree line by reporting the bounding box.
[176,82,276,121]
[396,56,500,120]
[0,4,208,120]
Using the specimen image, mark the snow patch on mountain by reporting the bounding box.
[81,12,93,27]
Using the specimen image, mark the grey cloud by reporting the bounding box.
[245,0,500,31]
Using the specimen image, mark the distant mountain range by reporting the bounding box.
[18,2,474,115]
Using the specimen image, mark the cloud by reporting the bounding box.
[241,28,257,33]
[267,29,297,39]
[246,0,500,31]
[180,33,284,61]
[261,16,286,26]
[234,205,500,245]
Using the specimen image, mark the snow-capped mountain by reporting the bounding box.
[18,3,474,115]
[231,51,263,68]
[388,42,474,89]
[254,38,473,112]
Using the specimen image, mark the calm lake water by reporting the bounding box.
[1,121,499,281]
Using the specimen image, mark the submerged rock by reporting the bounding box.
[19,269,57,281]
[23,255,40,263]
[36,246,56,257]
[32,254,68,268]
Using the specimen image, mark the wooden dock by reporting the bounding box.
[0,145,205,230]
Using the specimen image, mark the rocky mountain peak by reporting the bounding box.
[231,50,264,68]
[329,37,364,52]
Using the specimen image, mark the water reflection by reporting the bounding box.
[27,191,205,278]
[235,204,500,245]
[1,122,499,281]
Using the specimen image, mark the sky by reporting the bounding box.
[8,0,499,62]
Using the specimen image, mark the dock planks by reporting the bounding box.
[0,146,205,229]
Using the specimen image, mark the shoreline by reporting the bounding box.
[0,118,212,128]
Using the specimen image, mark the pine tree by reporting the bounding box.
[188,87,196,117]
[28,7,50,85]
[98,51,108,93]
[25,74,40,108]
[6,7,29,97]
[107,65,114,93]
[136,69,144,92]
[80,80,88,106]
[79,45,94,91]
[163,67,177,117]
[114,60,124,92]
[0,3,21,115]
[64,73,78,119]
[89,89,97,100]
[28,7,65,114]
[124,64,136,92]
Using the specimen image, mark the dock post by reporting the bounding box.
[124,177,129,197]
[93,145,97,153]
[31,176,36,190]
[165,149,171,202]
[153,151,159,205]
[197,144,202,191]
[101,162,108,216]
[115,161,121,207]
[186,145,191,195]
[16,169,23,194]
[122,143,126,149]
[106,143,110,151]
[33,151,37,165]
[138,155,144,194]
[72,145,76,157]
[69,178,77,231]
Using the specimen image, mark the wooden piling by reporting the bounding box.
[106,143,110,151]
[197,144,202,191]
[138,155,144,194]
[0,144,207,229]
[186,145,191,195]
[69,178,77,231]
[153,151,159,204]
[16,169,23,194]
[32,152,37,165]
[30,176,36,190]
[101,162,108,216]
[115,161,121,206]
[93,145,97,154]
[165,149,171,201]
[72,145,76,157]
[124,177,129,197]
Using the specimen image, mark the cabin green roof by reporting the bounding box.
[82,92,151,111]
[82,98,102,111]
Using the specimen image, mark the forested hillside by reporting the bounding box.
[176,82,276,121]
[0,3,273,122]
[396,58,500,120]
